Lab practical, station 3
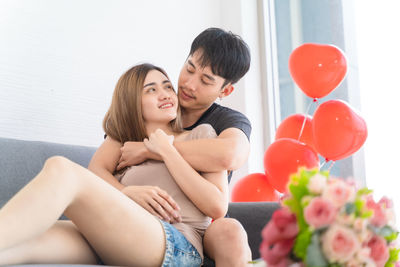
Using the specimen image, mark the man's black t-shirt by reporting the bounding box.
[184,103,252,183]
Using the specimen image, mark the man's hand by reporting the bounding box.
[117,141,148,170]
[144,129,175,156]
[122,185,182,223]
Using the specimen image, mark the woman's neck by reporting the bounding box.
[145,123,175,136]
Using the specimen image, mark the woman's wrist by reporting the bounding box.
[158,144,177,159]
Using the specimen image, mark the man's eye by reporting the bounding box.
[201,79,210,85]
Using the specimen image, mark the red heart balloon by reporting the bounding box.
[231,173,279,202]
[312,100,367,161]
[289,43,347,99]
[264,138,319,193]
[275,114,316,152]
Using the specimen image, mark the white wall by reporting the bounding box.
[0,0,266,192]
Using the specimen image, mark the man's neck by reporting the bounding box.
[181,104,213,128]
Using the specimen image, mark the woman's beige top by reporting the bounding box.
[115,124,217,259]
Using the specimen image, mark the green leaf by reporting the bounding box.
[283,198,299,214]
[378,226,399,242]
[345,202,356,215]
[354,198,373,218]
[293,228,312,260]
[306,233,328,267]
[356,187,373,197]
[385,248,400,267]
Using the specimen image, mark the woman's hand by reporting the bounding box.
[121,185,181,223]
[144,129,175,156]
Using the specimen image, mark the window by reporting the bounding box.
[263,0,365,183]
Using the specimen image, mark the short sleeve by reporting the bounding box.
[213,108,252,140]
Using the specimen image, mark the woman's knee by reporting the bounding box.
[44,156,73,171]
[42,156,78,184]
[204,218,252,261]
[206,218,248,241]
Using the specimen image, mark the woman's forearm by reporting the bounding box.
[160,145,228,219]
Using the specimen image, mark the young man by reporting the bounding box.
[92,28,252,267]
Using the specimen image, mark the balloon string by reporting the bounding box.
[297,99,315,141]
[319,159,327,169]
[320,159,335,172]
[327,161,335,172]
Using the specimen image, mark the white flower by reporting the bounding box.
[308,173,327,194]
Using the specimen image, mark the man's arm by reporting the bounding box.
[88,137,125,190]
[173,128,250,172]
[117,128,250,173]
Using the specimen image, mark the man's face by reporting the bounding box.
[177,50,227,111]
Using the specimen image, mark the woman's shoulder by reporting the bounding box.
[186,124,217,140]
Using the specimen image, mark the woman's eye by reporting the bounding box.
[147,88,156,92]
[187,68,194,73]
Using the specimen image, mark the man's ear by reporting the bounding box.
[219,84,234,99]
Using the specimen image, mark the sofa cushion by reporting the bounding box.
[0,137,96,208]
[0,137,279,266]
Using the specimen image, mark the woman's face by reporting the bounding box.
[141,69,178,124]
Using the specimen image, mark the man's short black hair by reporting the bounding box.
[189,28,251,87]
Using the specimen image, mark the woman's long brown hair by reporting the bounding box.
[103,63,182,143]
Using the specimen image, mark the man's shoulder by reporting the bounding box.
[196,103,251,138]
[208,103,248,119]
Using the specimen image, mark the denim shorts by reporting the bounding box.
[159,220,202,267]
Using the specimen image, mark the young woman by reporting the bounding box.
[0,63,228,266]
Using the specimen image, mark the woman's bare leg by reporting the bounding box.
[0,156,166,266]
[0,221,98,265]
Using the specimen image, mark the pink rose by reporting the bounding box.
[261,208,299,243]
[304,197,337,228]
[366,195,389,227]
[259,238,295,265]
[321,223,361,263]
[367,235,389,267]
[322,178,355,207]
[354,247,376,267]
[260,208,299,265]
[379,196,394,209]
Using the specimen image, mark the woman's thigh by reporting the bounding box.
[60,158,166,266]
[0,220,98,265]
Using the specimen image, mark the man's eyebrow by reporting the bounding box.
[144,80,170,88]
[188,59,215,82]
[188,60,196,69]
[203,73,215,82]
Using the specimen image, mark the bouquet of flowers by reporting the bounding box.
[259,168,399,267]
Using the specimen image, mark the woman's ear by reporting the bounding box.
[219,84,234,99]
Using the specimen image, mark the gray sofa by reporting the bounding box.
[0,137,279,266]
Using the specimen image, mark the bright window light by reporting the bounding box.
[354,0,400,219]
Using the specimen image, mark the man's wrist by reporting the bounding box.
[145,147,163,161]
